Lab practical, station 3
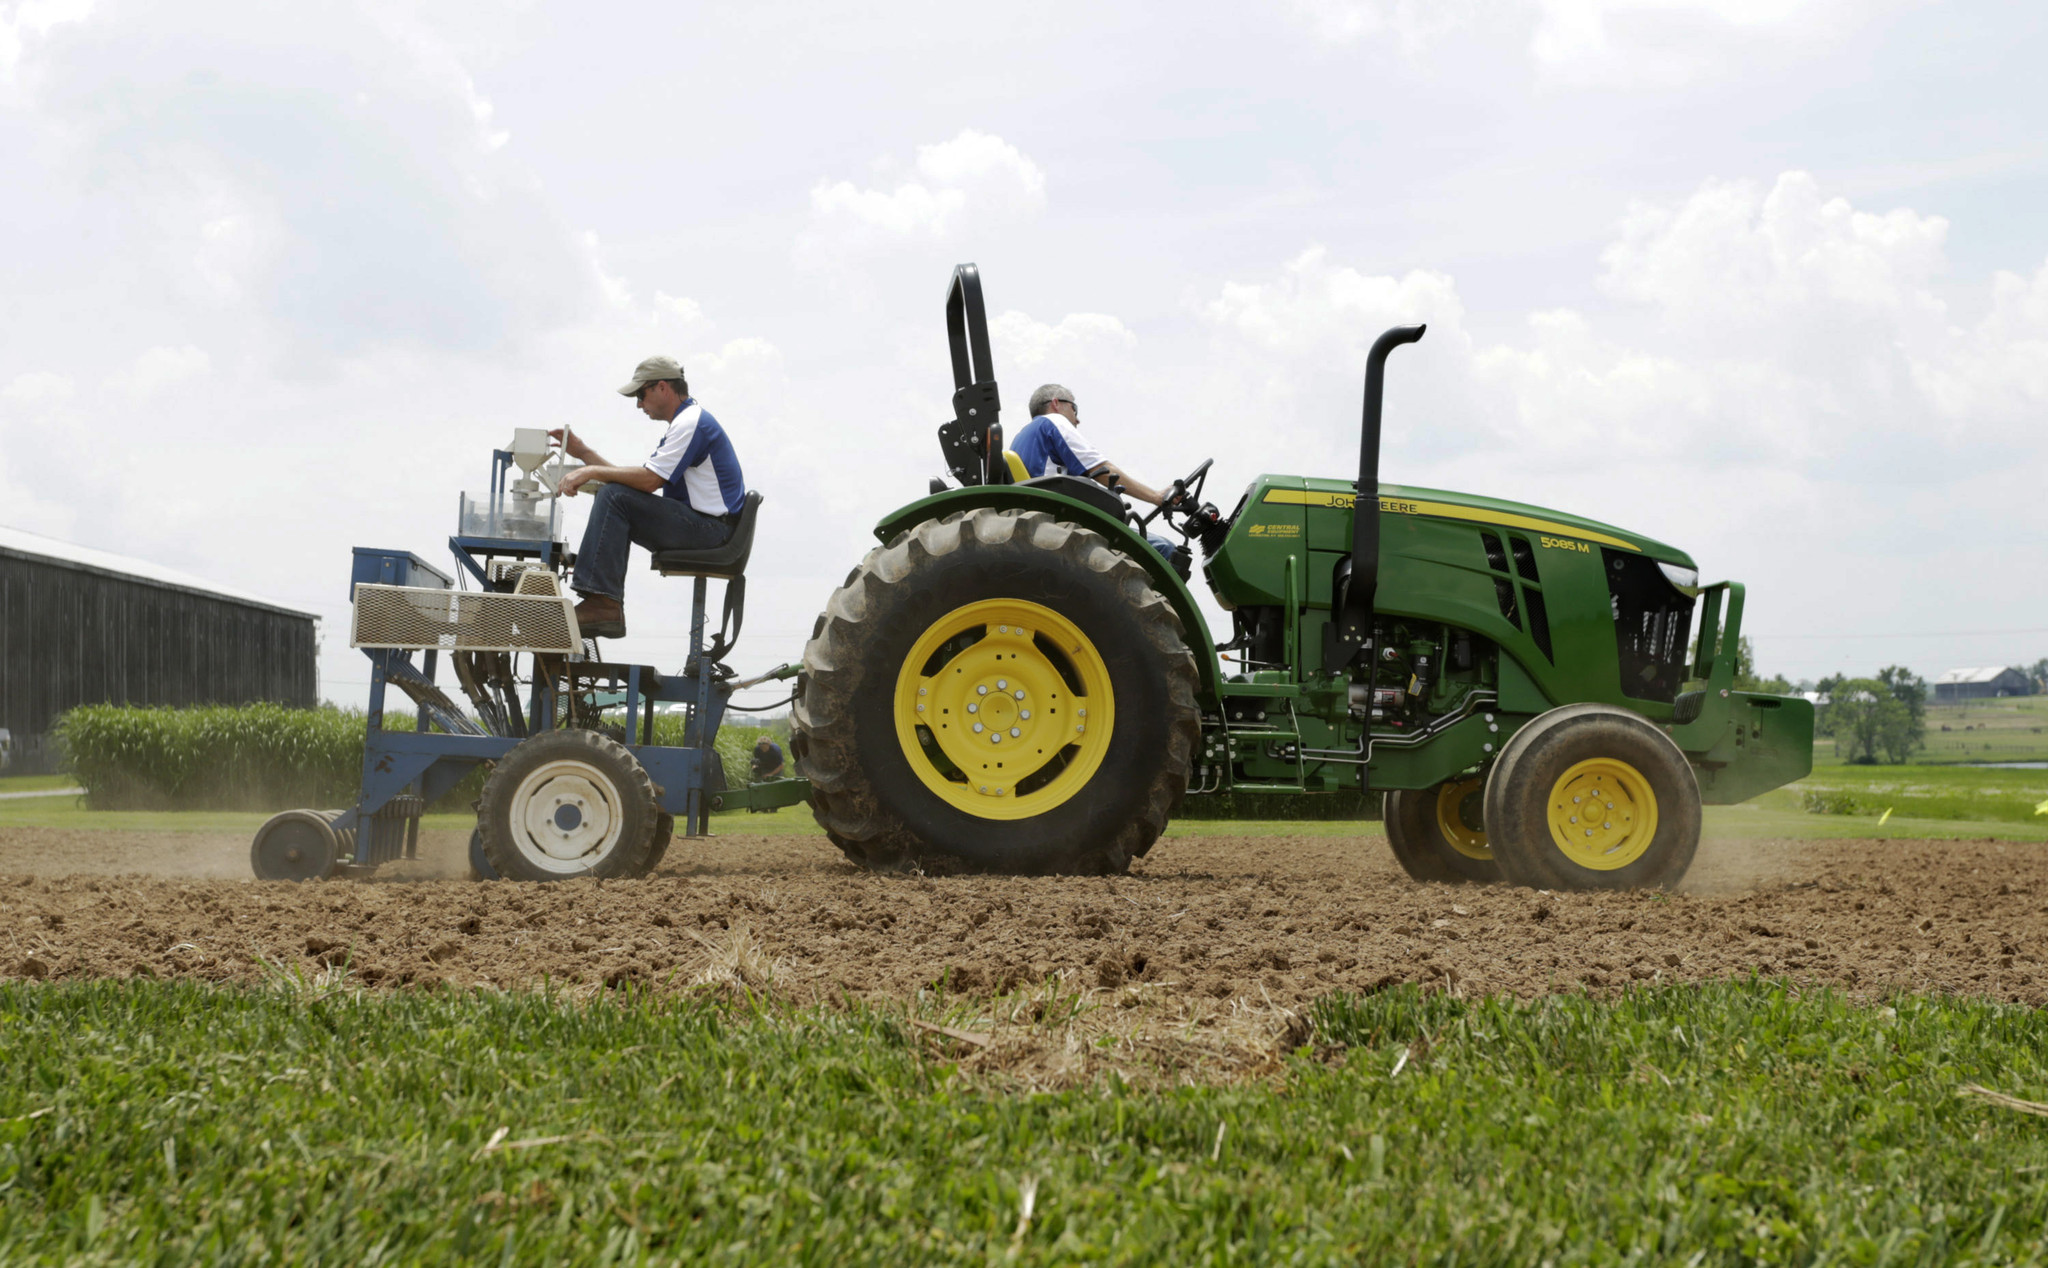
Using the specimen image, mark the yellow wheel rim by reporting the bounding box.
[1433,777,1490,860]
[892,598,1113,821]
[1546,757,1658,870]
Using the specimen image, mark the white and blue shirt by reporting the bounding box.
[644,399,746,516]
[1011,413,1106,480]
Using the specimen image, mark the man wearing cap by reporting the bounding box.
[1011,383,1179,556]
[551,356,745,639]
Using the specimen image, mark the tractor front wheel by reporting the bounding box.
[1383,776,1498,884]
[793,507,1200,874]
[1482,704,1701,891]
[476,729,661,881]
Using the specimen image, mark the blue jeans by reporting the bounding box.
[571,483,732,600]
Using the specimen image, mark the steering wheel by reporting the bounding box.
[1139,458,1214,530]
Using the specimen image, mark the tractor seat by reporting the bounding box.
[652,491,763,579]
[1020,474,1129,523]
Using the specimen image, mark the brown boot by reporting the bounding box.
[573,593,626,640]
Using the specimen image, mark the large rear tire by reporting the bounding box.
[1384,775,1499,884]
[476,729,660,882]
[1483,704,1701,891]
[793,507,1200,874]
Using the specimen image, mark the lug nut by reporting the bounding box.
[991,734,1002,744]
[967,702,978,713]
[973,722,984,733]
[1013,689,1025,700]
[977,685,988,696]
[1020,709,1031,720]
[1010,727,1021,737]
[997,679,1007,690]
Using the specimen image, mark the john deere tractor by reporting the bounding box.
[791,265,1812,890]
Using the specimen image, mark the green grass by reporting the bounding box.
[1914,694,2048,766]
[1767,762,2048,829]
[0,777,78,795]
[3,980,2047,1263]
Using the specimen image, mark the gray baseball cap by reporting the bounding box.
[617,355,685,396]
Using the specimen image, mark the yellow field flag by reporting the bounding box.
[2035,796,2048,817]
[1879,807,1894,826]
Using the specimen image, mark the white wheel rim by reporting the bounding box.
[508,759,626,875]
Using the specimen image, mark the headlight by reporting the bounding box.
[1656,561,1700,596]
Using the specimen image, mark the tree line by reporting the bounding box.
[1726,637,1927,765]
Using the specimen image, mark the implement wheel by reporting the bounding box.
[251,810,340,882]
[793,507,1199,874]
[476,729,660,881]
[1384,776,1499,884]
[1483,704,1701,891]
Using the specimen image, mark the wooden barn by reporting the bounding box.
[0,525,318,772]
[1934,666,2036,703]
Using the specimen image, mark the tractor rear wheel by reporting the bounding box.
[476,729,661,881]
[793,507,1200,874]
[1384,776,1499,884]
[1482,704,1701,891]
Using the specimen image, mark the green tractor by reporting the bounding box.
[790,265,1812,889]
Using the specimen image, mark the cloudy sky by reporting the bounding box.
[2,0,2044,705]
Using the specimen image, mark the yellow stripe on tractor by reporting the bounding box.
[1260,488,1642,552]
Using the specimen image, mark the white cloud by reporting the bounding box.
[0,0,93,80]
[654,292,705,326]
[1202,174,2047,492]
[120,345,211,396]
[1192,247,1489,476]
[0,370,72,404]
[989,310,1136,376]
[1598,172,1949,338]
[1186,172,2048,683]
[1527,0,1899,87]
[805,130,1046,241]
[1289,0,1907,87]
[1287,0,1486,50]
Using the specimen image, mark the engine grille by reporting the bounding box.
[351,583,581,654]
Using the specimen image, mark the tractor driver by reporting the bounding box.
[1012,383,1179,556]
[551,355,746,640]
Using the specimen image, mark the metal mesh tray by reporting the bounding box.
[351,583,581,654]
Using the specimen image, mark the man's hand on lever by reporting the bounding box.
[548,426,603,466]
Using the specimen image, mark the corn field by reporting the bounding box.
[55,704,781,813]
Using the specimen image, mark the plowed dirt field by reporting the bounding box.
[4,824,2045,1008]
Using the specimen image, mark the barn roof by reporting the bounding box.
[1935,666,2023,685]
[0,523,320,621]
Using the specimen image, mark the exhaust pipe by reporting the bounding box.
[1331,323,1426,667]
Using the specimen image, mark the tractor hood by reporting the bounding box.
[1289,476,1697,569]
